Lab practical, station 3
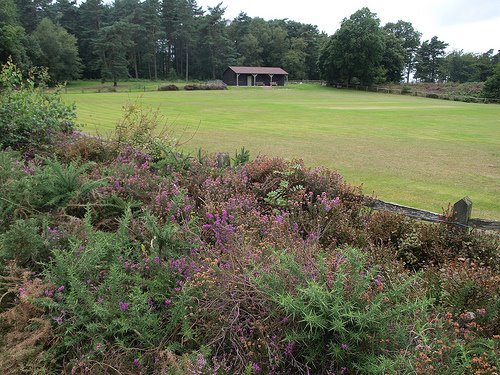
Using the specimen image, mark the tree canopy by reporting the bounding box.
[1,2,498,87]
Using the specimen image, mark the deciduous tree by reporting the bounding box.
[319,7,384,85]
[384,21,421,82]
[32,17,82,82]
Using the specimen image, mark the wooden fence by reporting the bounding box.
[332,83,500,104]
[365,197,500,231]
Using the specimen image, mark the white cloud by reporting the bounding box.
[198,0,500,53]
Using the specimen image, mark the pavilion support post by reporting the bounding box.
[269,74,274,86]
[253,74,257,86]
[236,73,240,87]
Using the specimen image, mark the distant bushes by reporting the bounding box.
[184,83,227,90]
[157,83,228,91]
[158,84,179,91]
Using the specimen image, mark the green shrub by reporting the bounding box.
[0,60,77,152]
[33,158,105,209]
[255,247,431,374]
[232,146,250,167]
[0,218,49,270]
[39,211,191,370]
[401,85,412,94]
[113,102,176,155]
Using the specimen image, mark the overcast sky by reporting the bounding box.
[196,0,500,54]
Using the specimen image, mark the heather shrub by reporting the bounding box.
[0,60,77,152]
[412,311,499,374]
[53,132,116,163]
[366,211,499,270]
[424,259,499,334]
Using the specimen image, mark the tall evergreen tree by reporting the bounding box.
[95,20,137,85]
[142,0,163,80]
[77,0,107,78]
[198,3,233,79]
[415,36,448,82]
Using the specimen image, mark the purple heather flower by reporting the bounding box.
[341,343,348,350]
[133,358,140,367]
[340,367,348,374]
[44,289,54,297]
[154,256,160,264]
[164,299,172,306]
[252,363,261,372]
[119,301,129,311]
[53,314,64,325]
[57,285,65,293]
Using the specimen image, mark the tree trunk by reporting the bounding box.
[153,51,158,80]
[133,51,139,79]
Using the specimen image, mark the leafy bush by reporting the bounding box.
[0,60,77,152]
[113,102,176,155]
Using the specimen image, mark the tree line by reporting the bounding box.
[1,1,499,90]
[319,8,499,87]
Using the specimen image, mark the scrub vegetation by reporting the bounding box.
[1,62,499,375]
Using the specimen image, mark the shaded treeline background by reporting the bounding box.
[0,0,499,88]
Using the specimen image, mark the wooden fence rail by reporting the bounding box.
[365,197,500,231]
[332,82,500,104]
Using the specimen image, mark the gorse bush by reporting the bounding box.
[256,247,431,374]
[0,60,77,152]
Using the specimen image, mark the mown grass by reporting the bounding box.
[63,83,500,219]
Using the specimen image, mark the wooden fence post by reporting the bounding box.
[217,152,230,169]
[453,197,472,226]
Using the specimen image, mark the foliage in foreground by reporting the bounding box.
[0,132,498,374]
[0,72,498,374]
